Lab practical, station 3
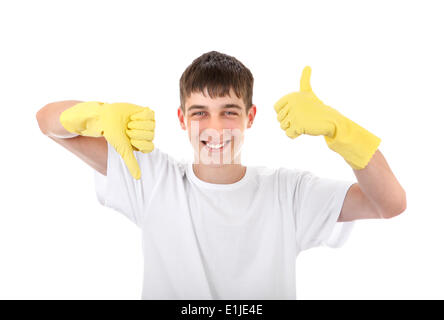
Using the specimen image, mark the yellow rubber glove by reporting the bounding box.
[274,66,381,170]
[60,101,155,179]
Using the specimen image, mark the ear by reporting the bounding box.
[246,105,257,129]
[177,107,187,130]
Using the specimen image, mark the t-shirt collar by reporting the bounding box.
[186,162,253,190]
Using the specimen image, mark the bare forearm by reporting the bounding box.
[36,100,83,138]
[353,149,406,217]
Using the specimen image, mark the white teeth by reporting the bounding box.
[207,142,224,149]
[204,140,230,149]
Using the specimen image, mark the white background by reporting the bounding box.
[1,0,442,299]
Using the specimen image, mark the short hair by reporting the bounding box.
[179,51,254,114]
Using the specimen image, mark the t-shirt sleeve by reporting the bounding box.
[281,168,355,252]
[93,141,173,228]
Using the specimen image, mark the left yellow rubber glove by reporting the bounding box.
[59,101,155,179]
[274,66,381,170]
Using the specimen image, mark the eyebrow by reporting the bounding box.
[187,104,243,112]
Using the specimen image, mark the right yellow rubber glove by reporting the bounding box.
[274,66,381,170]
[59,101,155,179]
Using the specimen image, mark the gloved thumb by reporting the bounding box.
[300,66,312,92]
[299,66,323,103]
[114,142,141,180]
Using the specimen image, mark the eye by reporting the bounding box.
[192,111,206,116]
[225,111,238,116]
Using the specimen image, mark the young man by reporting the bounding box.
[36,51,406,299]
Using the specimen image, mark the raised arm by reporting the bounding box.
[273,66,406,221]
[36,100,108,176]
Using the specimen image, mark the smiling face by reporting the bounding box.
[178,87,256,166]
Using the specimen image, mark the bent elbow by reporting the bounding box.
[384,189,407,219]
[36,109,49,135]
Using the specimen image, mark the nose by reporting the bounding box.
[200,121,231,143]
[207,117,225,132]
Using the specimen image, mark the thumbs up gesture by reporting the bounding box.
[273,66,381,170]
[60,101,155,179]
[274,66,341,139]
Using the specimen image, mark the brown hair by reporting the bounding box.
[179,51,254,114]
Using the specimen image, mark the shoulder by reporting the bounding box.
[248,165,313,193]
[272,166,314,187]
[252,165,308,178]
[132,147,187,180]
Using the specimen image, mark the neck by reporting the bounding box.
[192,163,247,184]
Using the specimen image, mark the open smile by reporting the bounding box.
[201,140,231,151]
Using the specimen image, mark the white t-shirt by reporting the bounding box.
[94,142,355,300]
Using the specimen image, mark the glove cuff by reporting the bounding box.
[60,101,104,137]
[324,115,381,170]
